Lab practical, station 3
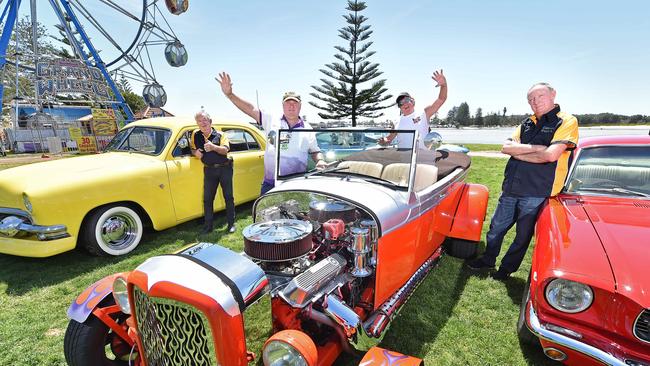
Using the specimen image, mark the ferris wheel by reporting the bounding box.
[0,0,190,122]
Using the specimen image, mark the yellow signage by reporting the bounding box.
[92,120,117,136]
[76,136,98,153]
[91,108,116,120]
[68,127,82,139]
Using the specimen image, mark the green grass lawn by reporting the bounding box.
[0,153,555,365]
[460,143,502,152]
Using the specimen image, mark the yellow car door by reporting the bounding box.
[222,126,265,204]
[165,129,204,222]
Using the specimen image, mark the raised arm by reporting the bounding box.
[424,69,448,120]
[216,72,260,123]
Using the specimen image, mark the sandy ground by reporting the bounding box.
[0,153,72,166]
[468,151,508,158]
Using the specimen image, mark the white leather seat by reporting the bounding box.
[413,164,439,192]
[380,163,438,191]
[574,164,650,185]
[338,161,383,178]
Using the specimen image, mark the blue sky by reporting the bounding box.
[14,0,650,121]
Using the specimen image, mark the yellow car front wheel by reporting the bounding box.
[83,205,143,256]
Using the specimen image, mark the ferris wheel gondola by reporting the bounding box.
[0,0,190,122]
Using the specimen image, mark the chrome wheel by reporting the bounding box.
[84,206,143,256]
[100,213,139,251]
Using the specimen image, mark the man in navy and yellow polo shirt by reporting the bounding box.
[191,109,236,234]
[468,82,579,279]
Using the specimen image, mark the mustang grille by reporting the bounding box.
[133,287,217,365]
[634,309,650,343]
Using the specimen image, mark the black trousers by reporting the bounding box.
[203,164,235,229]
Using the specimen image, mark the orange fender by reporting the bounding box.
[448,183,489,242]
[359,347,423,366]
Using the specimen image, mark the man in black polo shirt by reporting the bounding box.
[191,110,236,234]
[467,82,578,279]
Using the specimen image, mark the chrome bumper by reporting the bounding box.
[0,211,69,241]
[527,303,627,366]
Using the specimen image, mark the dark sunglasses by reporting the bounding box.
[397,97,413,107]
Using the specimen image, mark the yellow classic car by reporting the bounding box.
[0,117,265,257]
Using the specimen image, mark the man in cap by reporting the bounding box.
[379,69,447,149]
[216,72,326,194]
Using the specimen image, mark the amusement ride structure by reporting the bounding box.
[0,0,189,125]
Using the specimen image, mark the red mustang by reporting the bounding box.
[519,135,650,365]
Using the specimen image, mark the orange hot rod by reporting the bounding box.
[64,129,489,365]
[518,135,650,365]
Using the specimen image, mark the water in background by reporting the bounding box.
[436,126,650,144]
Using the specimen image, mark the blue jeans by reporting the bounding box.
[482,194,546,273]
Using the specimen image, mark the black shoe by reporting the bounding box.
[200,227,213,234]
[227,225,236,234]
[466,257,495,271]
[491,268,511,281]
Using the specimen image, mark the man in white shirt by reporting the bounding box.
[216,72,326,194]
[379,69,448,149]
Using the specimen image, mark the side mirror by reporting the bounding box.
[267,130,276,146]
[423,132,443,150]
[177,136,189,149]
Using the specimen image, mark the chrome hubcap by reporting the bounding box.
[100,213,138,250]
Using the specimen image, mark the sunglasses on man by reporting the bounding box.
[397,97,413,107]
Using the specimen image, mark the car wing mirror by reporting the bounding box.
[177,136,189,149]
[423,132,443,150]
[267,130,276,146]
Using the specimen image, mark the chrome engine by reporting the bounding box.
[245,197,378,284]
[238,193,439,353]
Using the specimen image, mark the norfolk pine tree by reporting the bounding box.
[310,0,391,126]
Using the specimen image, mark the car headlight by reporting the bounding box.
[545,278,593,313]
[22,193,32,213]
[112,277,131,314]
[262,330,317,366]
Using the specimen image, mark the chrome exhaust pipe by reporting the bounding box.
[323,248,442,352]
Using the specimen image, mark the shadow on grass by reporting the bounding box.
[0,201,256,296]
[336,249,475,365]
[502,269,557,366]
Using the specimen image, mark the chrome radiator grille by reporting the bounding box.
[634,309,650,343]
[133,287,217,365]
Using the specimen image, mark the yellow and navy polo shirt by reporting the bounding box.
[191,128,230,165]
[503,105,579,197]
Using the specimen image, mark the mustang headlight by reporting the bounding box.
[545,278,593,313]
[112,277,131,314]
[22,193,32,213]
[262,330,317,366]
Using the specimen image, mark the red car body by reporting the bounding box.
[521,135,650,365]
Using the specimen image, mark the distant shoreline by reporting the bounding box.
[436,126,648,144]
[437,125,650,130]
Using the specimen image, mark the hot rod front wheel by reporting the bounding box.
[83,205,144,256]
[64,308,134,366]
